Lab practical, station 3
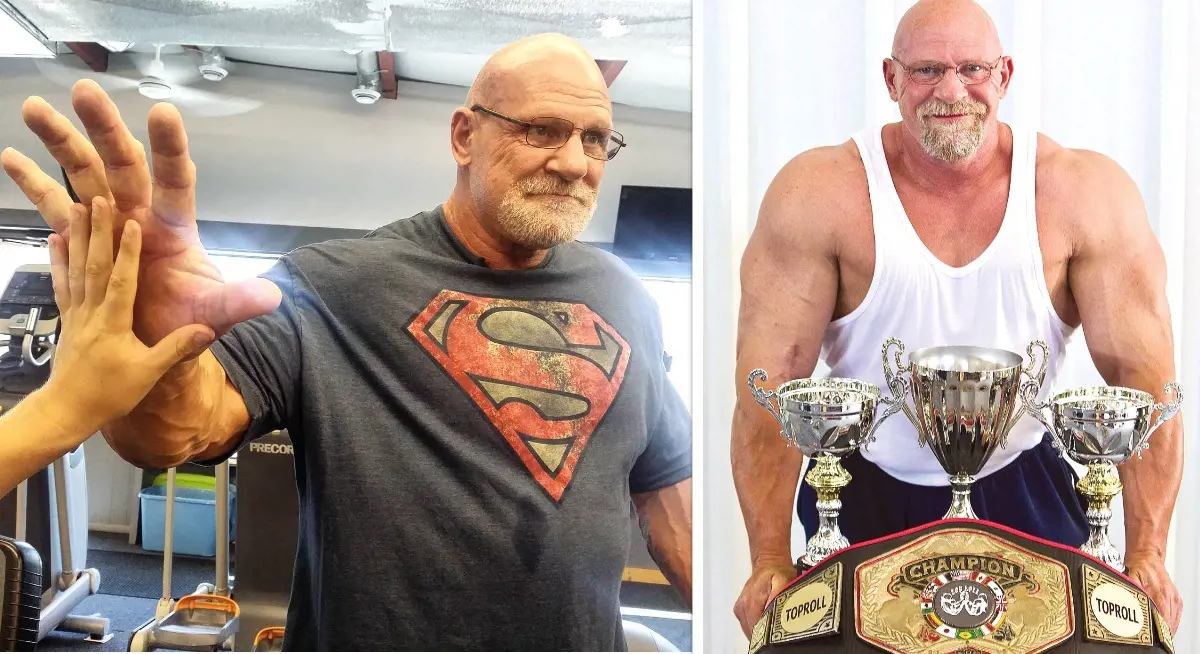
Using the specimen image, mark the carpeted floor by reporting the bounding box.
[38,593,157,653]
[84,548,216,600]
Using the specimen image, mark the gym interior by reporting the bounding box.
[0,4,693,651]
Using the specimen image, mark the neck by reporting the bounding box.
[443,190,548,270]
[891,120,1009,192]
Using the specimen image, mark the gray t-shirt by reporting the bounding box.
[207,206,692,651]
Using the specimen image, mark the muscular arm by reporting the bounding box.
[101,353,249,469]
[1061,151,1180,561]
[732,151,845,568]
[632,478,692,607]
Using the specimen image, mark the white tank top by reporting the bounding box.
[819,124,1077,486]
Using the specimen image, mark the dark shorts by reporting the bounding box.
[797,433,1089,548]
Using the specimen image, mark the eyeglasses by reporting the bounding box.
[889,56,1005,86]
[470,105,626,161]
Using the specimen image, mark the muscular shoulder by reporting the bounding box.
[754,140,868,253]
[1036,134,1147,237]
[276,211,443,284]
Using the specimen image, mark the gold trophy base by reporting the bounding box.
[1077,461,1124,571]
[799,453,852,569]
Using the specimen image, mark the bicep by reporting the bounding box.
[207,260,305,443]
[735,172,840,391]
[1067,159,1173,382]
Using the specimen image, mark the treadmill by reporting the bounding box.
[0,265,111,644]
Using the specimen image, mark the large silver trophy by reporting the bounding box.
[1021,382,1183,570]
[748,372,908,567]
[881,338,1049,520]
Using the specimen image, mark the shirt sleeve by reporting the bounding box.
[203,257,305,462]
[628,293,693,494]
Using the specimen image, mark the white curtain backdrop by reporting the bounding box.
[701,0,1200,652]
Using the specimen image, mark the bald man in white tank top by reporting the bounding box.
[731,0,1183,638]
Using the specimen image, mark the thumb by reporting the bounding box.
[769,571,792,597]
[147,324,216,372]
[199,278,283,336]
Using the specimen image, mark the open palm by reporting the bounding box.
[1,79,281,350]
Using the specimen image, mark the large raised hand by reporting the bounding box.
[1,79,282,352]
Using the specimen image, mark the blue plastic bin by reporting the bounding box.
[139,485,236,558]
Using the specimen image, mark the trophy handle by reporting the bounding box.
[1135,382,1184,457]
[1026,340,1050,386]
[1005,340,1052,450]
[747,369,788,440]
[881,338,922,446]
[864,375,910,450]
[1017,374,1062,454]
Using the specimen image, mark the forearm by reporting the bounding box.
[102,350,247,469]
[634,479,693,607]
[1114,364,1183,559]
[1089,313,1179,559]
[731,401,804,566]
[0,387,99,495]
[1120,421,1182,559]
[1087,317,1179,559]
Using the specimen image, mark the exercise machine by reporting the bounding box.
[0,536,42,652]
[0,265,111,644]
[129,465,239,651]
[232,430,296,651]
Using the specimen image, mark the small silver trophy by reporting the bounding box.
[748,372,908,567]
[881,338,1049,520]
[1021,382,1183,570]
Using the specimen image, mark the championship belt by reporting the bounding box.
[749,520,1174,653]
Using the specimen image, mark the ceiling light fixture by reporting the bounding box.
[352,50,381,105]
[198,47,228,82]
[137,44,173,100]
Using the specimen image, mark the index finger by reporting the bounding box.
[103,220,142,331]
[0,147,75,235]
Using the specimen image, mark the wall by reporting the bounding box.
[0,54,691,243]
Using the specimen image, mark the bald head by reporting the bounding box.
[892,0,1001,60]
[466,33,610,110]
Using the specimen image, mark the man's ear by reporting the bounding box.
[450,108,473,165]
[883,59,902,102]
[996,56,1014,99]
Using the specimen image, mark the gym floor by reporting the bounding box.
[38,532,693,652]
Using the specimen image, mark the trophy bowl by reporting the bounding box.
[883,339,1049,520]
[768,377,884,455]
[748,371,907,567]
[1048,386,1168,463]
[1023,382,1182,570]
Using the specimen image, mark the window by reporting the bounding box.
[639,277,692,412]
[208,253,280,281]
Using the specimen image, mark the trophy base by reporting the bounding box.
[942,473,978,520]
[1077,461,1124,572]
[799,530,851,569]
[1080,541,1124,572]
[801,453,852,568]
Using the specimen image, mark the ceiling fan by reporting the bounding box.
[33,44,264,118]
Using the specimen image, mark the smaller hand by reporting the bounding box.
[44,197,215,434]
[1125,553,1181,635]
[734,557,798,638]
